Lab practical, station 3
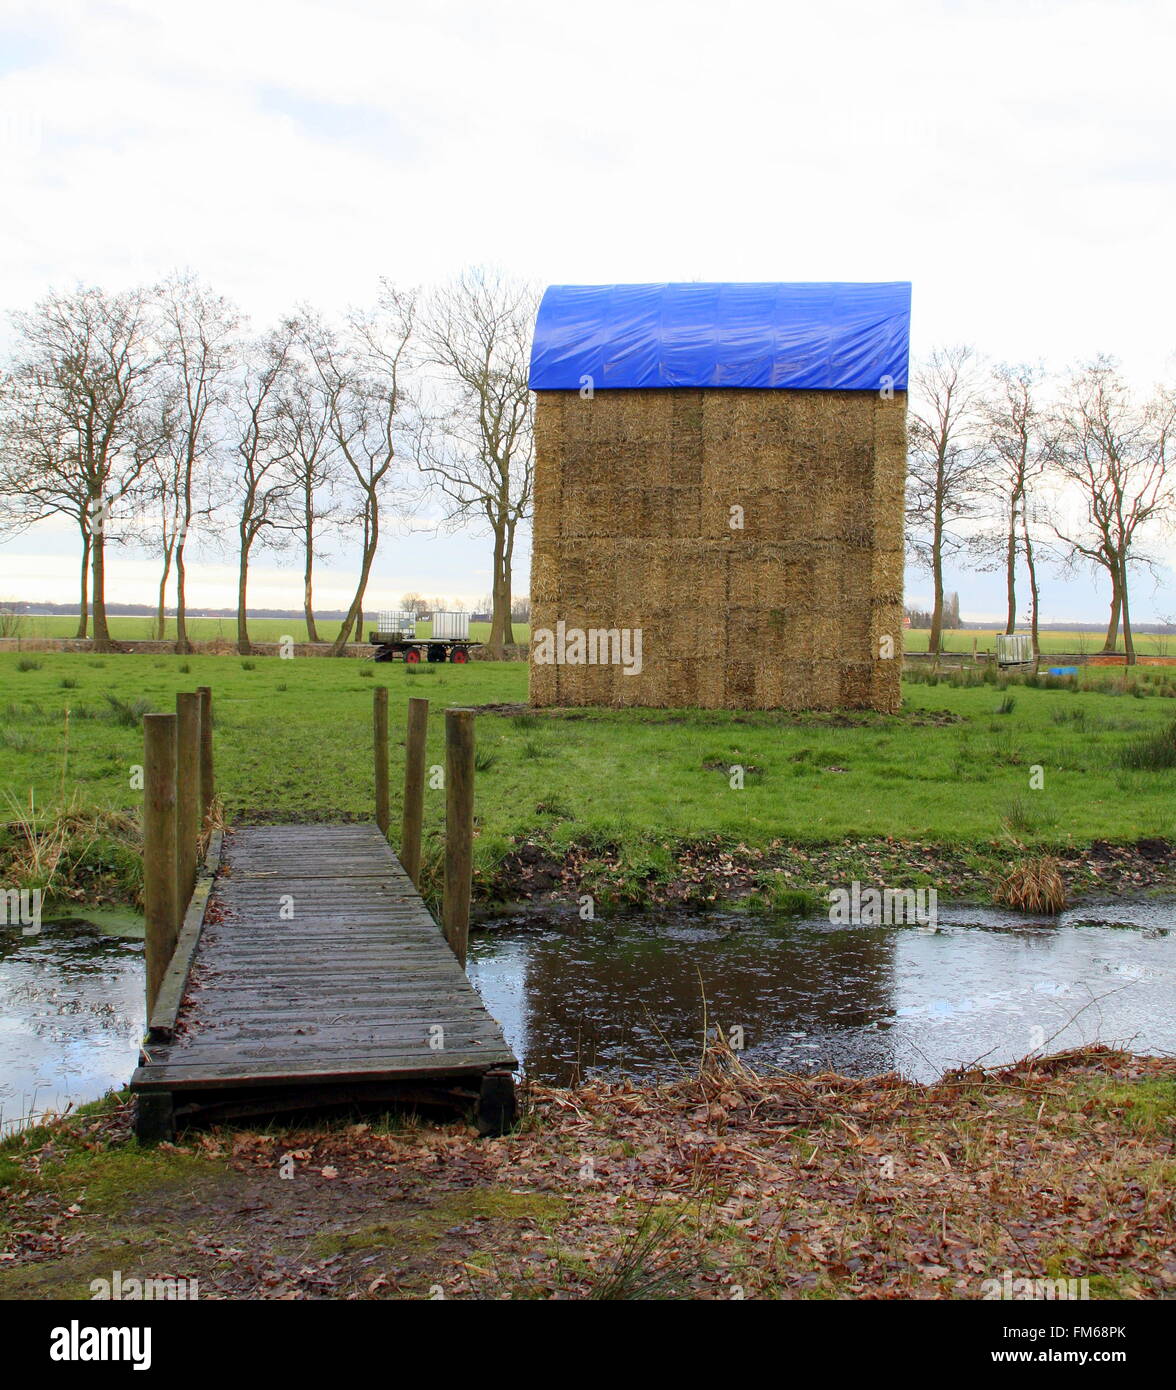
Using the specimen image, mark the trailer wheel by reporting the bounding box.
[427,644,447,664]
[450,648,469,664]
[405,648,421,664]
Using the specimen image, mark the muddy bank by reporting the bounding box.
[488,832,1176,912]
[7,819,1174,922]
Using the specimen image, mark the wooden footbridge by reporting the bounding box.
[129,689,517,1141]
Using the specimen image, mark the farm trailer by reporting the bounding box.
[368,611,481,664]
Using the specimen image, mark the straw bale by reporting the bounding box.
[530,388,907,711]
[839,661,875,707]
[529,654,558,705]
[725,662,757,706]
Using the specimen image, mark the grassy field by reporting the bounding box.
[2,615,529,645]
[7,614,1173,657]
[904,628,1173,656]
[1,650,1173,909]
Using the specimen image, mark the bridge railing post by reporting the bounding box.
[374,685,390,835]
[176,691,200,900]
[143,712,179,1017]
[400,697,429,887]
[442,707,475,969]
[196,685,214,841]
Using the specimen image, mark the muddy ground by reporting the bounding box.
[1,1047,1172,1300]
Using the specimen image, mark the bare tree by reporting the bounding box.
[305,288,416,656]
[415,268,536,654]
[2,285,158,648]
[1050,358,1174,663]
[906,346,988,655]
[155,274,240,652]
[0,361,95,634]
[974,364,1054,655]
[231,323,298,655]
[141,416,184,640]
[278,357,339,642]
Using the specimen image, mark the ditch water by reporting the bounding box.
[468,902,1176,1086]
[0,912,144,1132]
[1,903,1173,1128]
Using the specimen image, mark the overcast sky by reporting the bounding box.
[1,0,1174,623]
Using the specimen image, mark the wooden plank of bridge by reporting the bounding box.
[131,822,516,1139]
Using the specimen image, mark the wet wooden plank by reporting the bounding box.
[131,822,517,1100]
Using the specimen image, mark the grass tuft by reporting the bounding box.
[994,856,1068,914]
[103,693,153,727]
[1117,718,1176,771]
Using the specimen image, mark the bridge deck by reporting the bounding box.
[130,823,517,1135]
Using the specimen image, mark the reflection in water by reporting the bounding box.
[0,921,143,1131]
[469,904,1176,1086]
[2,902,1174,1127]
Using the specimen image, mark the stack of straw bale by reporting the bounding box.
[530,387,905,711]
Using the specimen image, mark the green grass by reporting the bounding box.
[1116,718,1176,771]
[0,652,1171,907]
[904,627,1173,656]
[10,614,1172,658]
[2,614,530,645]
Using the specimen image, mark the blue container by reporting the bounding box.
[1048,667,1079,676]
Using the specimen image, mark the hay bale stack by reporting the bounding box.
[529,386,906,712]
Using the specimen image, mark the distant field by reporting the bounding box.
[7,615,531,645]
[7,615,1169,657]
[904,629,1172,657]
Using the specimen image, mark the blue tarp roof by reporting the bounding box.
[528,282,911,391]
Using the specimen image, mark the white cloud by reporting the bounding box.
[0,0,1173,620]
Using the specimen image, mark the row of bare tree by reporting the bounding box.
[907,349,1175,662]
[0,268,537,654]
[2,279,1171,666]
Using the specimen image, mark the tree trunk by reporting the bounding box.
[303,495,319,642]
[174,532,191,654]
[236,526,253,656]
[332,500,376,656]
[156,542,174,640]
[1119,556,1135,666]
[487,522,512,654]
[928,500,945,656]
[76,526,91,639]
[1004,491,1019,635]
[501,518,517,647]
[1102,571,1122,652]
[90,527,112,650]
[1022,512,1040,660]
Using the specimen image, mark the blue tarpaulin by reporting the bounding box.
[528,282,911,392]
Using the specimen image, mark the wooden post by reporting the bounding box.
[143,713,179,1017]
[442,707,475,968]
[400,696,429,887]
[373,685,390,835]
[175,692,200,902]
[196,685,214,833]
